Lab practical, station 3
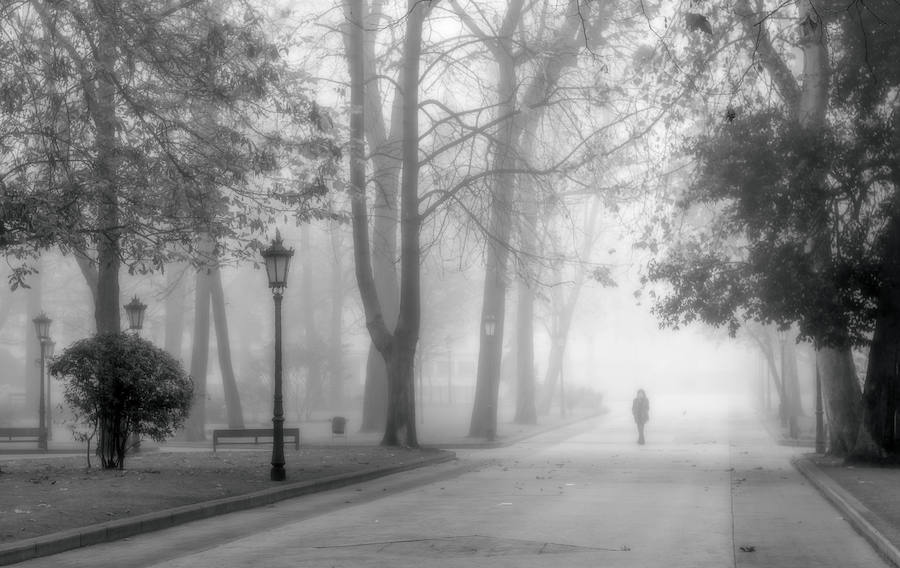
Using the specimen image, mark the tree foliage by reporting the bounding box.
[49,332,193,469]
[0,0,339,288]
[648,109,885,348]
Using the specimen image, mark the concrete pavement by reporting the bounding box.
[7,394,892,567]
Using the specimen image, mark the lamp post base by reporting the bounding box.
[270,465,286,481]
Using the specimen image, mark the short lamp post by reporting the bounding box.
[262,230,294,481]
[124,296,147,452]
[32,313,52,451]
[124,296,147,332]
[483,314,497,441]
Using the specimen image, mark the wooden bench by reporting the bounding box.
[0,427,42,443]
[212,428,301,452]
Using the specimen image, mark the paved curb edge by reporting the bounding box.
[793,455,900,568]
[0,450,456,567]
[437,410,606,450]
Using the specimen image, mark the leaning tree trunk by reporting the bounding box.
[357,0,402,433]
[469,0,523,439]
[210,267,244,429]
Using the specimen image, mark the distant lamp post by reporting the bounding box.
[483,314,497,441]
[32,313,52,451]
[124,296,147,332]
[262,230,294,481]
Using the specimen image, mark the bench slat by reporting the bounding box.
[0,428,42,442]
[212,428,300,451]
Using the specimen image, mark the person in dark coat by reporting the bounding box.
[632,389,650,445]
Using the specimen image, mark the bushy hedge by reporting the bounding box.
[49,332,193,469]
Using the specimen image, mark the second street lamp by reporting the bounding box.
[125,296,147,332]
[32,312,52,451]
[262,230,294,481]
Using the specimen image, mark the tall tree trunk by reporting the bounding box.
[862,197,900,454]
[345,0,395,439]
[25,263,43,413]
[164,263,187,361]
[381,0,426,447]
[210,267,243,428]
[469,0,524,439]
[796,0,870,457]
[301,224,323,415]
[94,0,120,336]
[185,261,212,440]
[514,277,537,424]
[328,221,345,409]
[538,197,602,413]
[93,0,121,468]
[358,0,402,432]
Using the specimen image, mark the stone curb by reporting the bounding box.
[0,450,456,567]
[793,455,900,568]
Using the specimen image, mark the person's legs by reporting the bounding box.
[637,422,645,445]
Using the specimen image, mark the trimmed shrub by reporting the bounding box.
[49,332,193,469]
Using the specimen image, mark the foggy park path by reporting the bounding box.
[21,396,888,568]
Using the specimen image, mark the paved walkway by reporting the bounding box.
[4,395,897,567]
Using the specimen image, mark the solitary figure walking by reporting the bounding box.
[632,389,650,445]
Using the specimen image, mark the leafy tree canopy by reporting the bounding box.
[0,0,340,287]
[647,109,889,348]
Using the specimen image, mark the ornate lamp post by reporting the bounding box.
[124,296,147,332]
[262,230,294,481]
[483,314,497,441]
[32,313,52,451]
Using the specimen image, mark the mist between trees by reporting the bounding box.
[1,0,898,460]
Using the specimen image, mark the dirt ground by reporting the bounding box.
[0,446,445,543]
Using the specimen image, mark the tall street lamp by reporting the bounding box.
[262,230,294,481]
[483,314,497,441]
[32,312,52,451]
[125,296,147,332]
